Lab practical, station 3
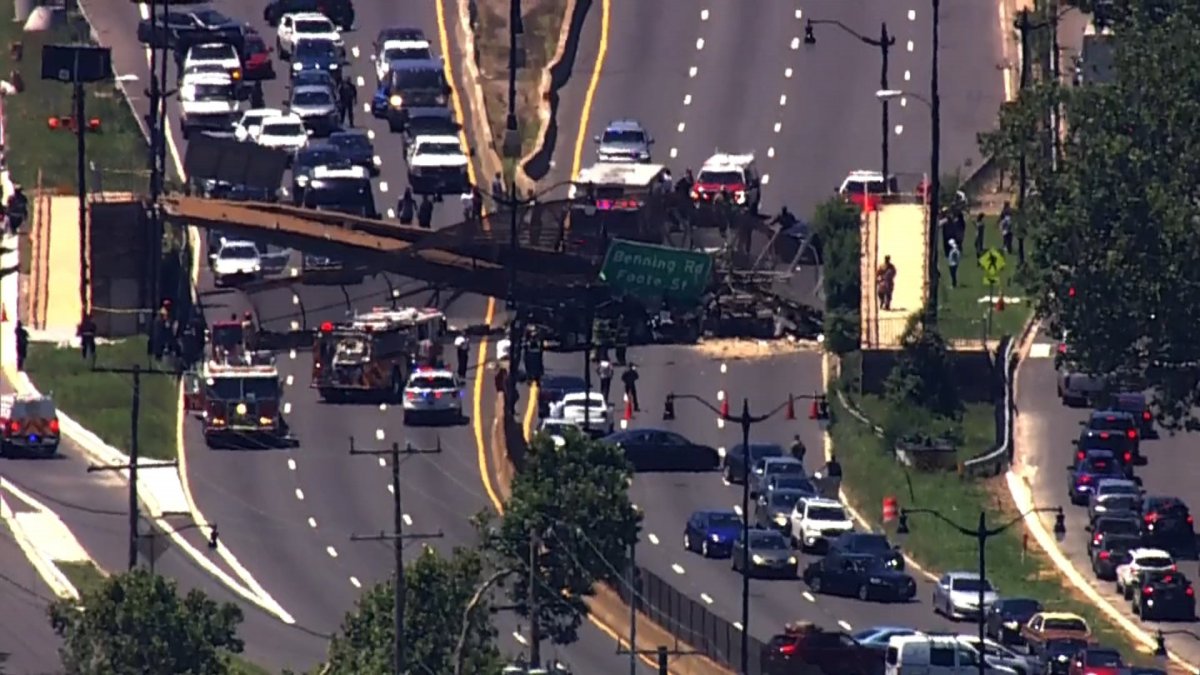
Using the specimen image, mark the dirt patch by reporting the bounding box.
[689,337,821,361]
[473,0,568,177]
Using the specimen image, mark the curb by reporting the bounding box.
[452,0,506,185]
[513,0,579,188]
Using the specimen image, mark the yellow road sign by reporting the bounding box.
[978,248,1007,278]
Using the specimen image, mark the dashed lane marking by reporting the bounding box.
[696,38,705,50]
[378,457,387,467]
[906,40,914,52]
[762,174,770,185]
[688,66,698,77]
[733,505,743,516]
[767,147,775,158]
[285,374,294,386]
[779,94,787,106]
[283,402,292,414]
[717,390,726,401]
[908,9,916,20]
[387,484,395,494]
[794,9,802,19]
[838,620,853,631]
[717,418,725,429]
[785,67,793,78]
[355,75,365,87]
[379,403,388,412]
[700,8,709,20]
[403,514,413,526]
[350,576,362,588]
[669,147,678,158]
[386,208,396,219]
[287,459,297,471]
[676,122,685,133]
[375,429,385,440]
[895,125,904,135]
[351,46,360,58]
[789,37,800,49]
[288,349,297,360]
[773,122,782,133]
[671,563,685,575]
[701,593,714,604]
[295,488,305,500]
[904,69,912,81]
[734,621,744,631]
[326,546,338,558]
[803,591,816,602]
[648,533,660,545]
[1029,343,1054,358]
[513,631,528,646]
[379,181,389,193]
[720,362,727,373]
[683,94,692,105]
[308,517,318,528]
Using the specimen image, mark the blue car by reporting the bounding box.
[1068,449,1125,505]
[291,39,343,81]
[683,510,742,558]
[372,81,389,118]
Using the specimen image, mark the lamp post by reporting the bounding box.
[803,19,896,181]
[898,506,1066,675]
[928,0,942,327]
[662,392,829,674]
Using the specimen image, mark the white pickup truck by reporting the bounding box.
[179,72,240,139]
[406,134,469,195]
[789,497,854,552]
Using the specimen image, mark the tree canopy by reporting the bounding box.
[812,197,862,354]
[986,4,1200,428]
[324,547,501,675]
[483,429,641,647]
[48,569,244,675]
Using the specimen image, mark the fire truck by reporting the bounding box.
[311,306,447,402]
[184,320,289,448]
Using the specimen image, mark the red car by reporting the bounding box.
[1067,646,1123,675]
[241,32,275,80]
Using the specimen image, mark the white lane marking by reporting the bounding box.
[362,102,371,113]
[289,348,297,360]
[326,546,339,558]
[1029,343,1054,358]
[733,505,743,516]
[283,402,293,414]
[701,592,714,604]
[403,514,413,526]
[287,458,297,471]
[773,122,782,133]
[289,268,299,278]
[906,40,914,52]
[671,563,685,575]
[355,75,365,87]
[286,374,295,386]
[669,147,678,158]
[803,591,816,602]
[733,622,744,631]
[379,181,389,193]
[350,576,362,588]
[308,517,318,528]
[379,403,388,412]
[904,69,912,81]
[676,122,686,133]
[373,154,382,165]
[838,620,853,631]
[790,37,800,49]
[683,94,692,106]
[688,66,698,77]
[292,294,300,306]
[720,362,728,374]
[700,8,709,20]
[901,97,908,108]
[367,129,376,140]
[762,174,771,185]
[895,125,905,136]
[717,418,725,429]
[376,429,386,440]
[696,38,705,50]
[779,94,787,106]
[632,503,640,512]
[718,446,726,458]
[767,147,775,158]
[388,484,395,494]
[619,418,629,430]
[387,208,396,219]
[351,46,360,59]
[648,533,660,545]
[379,457,387,467]
[513,632,529,646]
[717,390,726,401]
[908,9,916,20]
[290,320,300,330]
[784,67,793,78]
[295,488,305,500]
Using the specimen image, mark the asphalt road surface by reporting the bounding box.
[0,518,61,673]
[1020,328,1200,666]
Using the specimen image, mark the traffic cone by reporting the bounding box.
[808,400,819,420]
[785,394,795,420]
[996,295,1006,312]
[720,397,729,418]
[624,395,633,421]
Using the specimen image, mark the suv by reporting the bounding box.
[276,12,342,60]
[691,152,762,213]
[264,0,354,30]
[762,623,881,675]
[1140,496,1195,555]
[402,369,463,424]
[837,170,898,211]
[405,134,469,194]
[1108,391,1154,438]
[1057,369,1105,407]
[211,239,263,286]
[594,119,653,163]
[789,497,853,552]
[384,59,452,132]
[1081,410,1140,461]
[0,395,60,457]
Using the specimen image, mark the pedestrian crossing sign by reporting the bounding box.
[978,248,1006,285]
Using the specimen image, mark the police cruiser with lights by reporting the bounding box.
[402,368,464,424]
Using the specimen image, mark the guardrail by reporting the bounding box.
[962,334,1016,478]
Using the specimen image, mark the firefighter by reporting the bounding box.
[14,319,28,371]
[621,364,640,412]
[77,312,97,362]
[454,334,470,379]
[597,359,613,401]
[523,329,544,384]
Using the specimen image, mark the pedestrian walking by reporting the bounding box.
[338,77,357,127]
[621,364,640,412]
[789,434,807,464]
[947,239,961,288]
[417,195,434,229]
[597,359,614,401]
[877,255,897,311]
[1000,202,1014,254]
[77,312,97,363]
[397,187,416,224]
[455,334,469,379]
[14,320,28,371]
[6,185,26,235]
[973,213,986,256]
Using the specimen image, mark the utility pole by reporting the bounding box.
[617,646,700,675]
[528,527,542,668]
[85,364,179,570]
[1016,8,1033,214]
[927,0,942,326]
[349,439,444,675]
[502,0,525,421]
[627,540,637,675]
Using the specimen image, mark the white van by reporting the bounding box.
[886,635,1015,675]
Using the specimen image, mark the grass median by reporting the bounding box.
[935,216,1033,343]
[24,336,178,461]
[830,367,1156,665]
[1,13,148,192]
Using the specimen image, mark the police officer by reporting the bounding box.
[597,359,614,401]
[77,312,97,362]
[613,316,628,366]
[789,434,807,463]
[338,76,357,127]
[621,364,640,412]
[250,82,266,109]
[523,329,544,383]
[397,187,416,224]
[6,184,27,235]
[417,195,434,229]
[454,334,470,379]
[14,320,28,371]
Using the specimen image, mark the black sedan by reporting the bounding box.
[722,443,785,484]
[1132,569,1195,621]
[602,428,718,472]
[984,597,1043,645]
[827,532,904,571]
[291,145,345,202]
[802,553,916,602]
[327,130,378,175]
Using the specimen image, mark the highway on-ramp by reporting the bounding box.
[0,498,62,672]
[1019,328,1200,665]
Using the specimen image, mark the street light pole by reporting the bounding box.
[899,506,1066,675]
[928,0,942,327]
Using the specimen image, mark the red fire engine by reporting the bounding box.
[184,320,287,448]
[311,306,447,402]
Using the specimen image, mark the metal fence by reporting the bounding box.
[615,565,768,675]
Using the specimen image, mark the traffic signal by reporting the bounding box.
[1067,286,1076,298]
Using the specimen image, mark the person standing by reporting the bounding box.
[789,434,806,464]
[490,173,505,206]
[877,256,897,311]
[947,239,961,288]
[338,77,357,127]
[999,202,1014,254]
[77,312,97,362]
[397,187,416,224]
[973,213,986,256]
[523,330,543,384]
[454,334,469,379]
[14,320,28,371]
[597,359,614,401]
[6,185,26,235]
[417,195,434,229]
[621,364,640,412]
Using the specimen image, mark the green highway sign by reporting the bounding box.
[599,239,713,302]
[978,248,1006,286]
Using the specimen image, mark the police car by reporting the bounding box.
[402,368,463,424]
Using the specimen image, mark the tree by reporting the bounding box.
[483,429,641,647]
[48,569,244,675]
[811,198,862,353]
[324,547,501,675]
[885,314,962,419]
[1007,8,1200,429]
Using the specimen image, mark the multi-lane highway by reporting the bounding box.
[0,508,61,671]
[1019,328,1200,666]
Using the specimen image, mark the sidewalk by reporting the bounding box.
[26,192,85,343]
[860,203,929,348]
